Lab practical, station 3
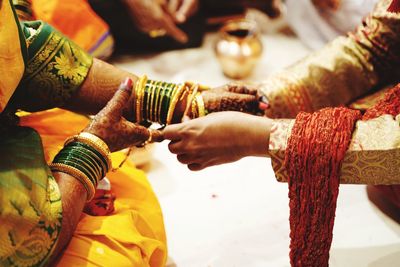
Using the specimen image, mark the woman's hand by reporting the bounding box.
[122,0,195,43]
[202,83,269,115]
[84,78,162,152]
[163,111,272,171]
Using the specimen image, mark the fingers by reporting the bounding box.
[176,0,197,22]
[163,123,184,140]
[203,91,259,113]
[234,93,260,113]
[226,83,259,96]
[167,0,181,15]
[177,153,196,164]
[160,15,188,43]
[129,123,151,144]
[188,163,203,171]
[151,129,164,143]
[168,140,184,153]
[101,78,133,119]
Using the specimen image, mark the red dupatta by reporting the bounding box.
[285,84,400,267]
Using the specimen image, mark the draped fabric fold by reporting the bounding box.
[0,0,26,113]
[284,84,400,267]
[286,108,361,266]
[30,0,114,59]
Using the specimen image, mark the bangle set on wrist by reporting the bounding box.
[134,75,208,126]
[50,132,111,201]
[51,76,207,200]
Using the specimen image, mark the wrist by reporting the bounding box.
[247,116,272,157]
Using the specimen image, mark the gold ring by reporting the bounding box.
[149,29,167,38]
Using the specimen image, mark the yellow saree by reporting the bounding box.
[0,0,167,265]
[20,109,167,266]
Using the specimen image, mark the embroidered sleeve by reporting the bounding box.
[269,115,400,185]
[260,0,400,118]
[12,21,93,111]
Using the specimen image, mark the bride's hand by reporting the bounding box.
[84,78,162,152]
[202,83,269,115]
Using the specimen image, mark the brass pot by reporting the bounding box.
[215,19,263,79]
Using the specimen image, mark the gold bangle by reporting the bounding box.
[191,99,198,118]
[150,81,162,122]
[146,79,155,122]
[50,163,96,201]
[166,83,186,125]
[183,84,199,120]
[195,93,206,117]
[140,77,149,122]
[65,132,112,171]
[135,75,147,122]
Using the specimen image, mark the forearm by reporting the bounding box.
[50,172,87,262]
[64,58,138,118]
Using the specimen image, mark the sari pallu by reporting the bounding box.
[1,1,167,265]
[0,1,63,266]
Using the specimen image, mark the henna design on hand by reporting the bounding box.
[83,78,161,152]
[202,83,262,114]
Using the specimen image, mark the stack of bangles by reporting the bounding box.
[50,132,111,201]
[135,75,208,125]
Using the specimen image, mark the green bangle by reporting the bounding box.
[148,80,157,122]
[161,83,175,125]
[151,81,162,122]
[54,158,98,187]
[157,82,167,124]
[66,142,109,173]
[56,148,104,178]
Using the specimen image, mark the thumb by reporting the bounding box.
[102,78,133,118]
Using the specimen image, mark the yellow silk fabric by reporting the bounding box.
[0,0,25,112]
[31,0,114,59]
[20,109,168,266]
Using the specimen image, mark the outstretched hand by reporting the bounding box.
[84,78,162,152]
[163,111,272,171]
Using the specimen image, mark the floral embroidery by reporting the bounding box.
[0,128,62,267]
[54,44,89,82]
[18,23,92,110]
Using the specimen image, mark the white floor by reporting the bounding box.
[114,33,400,267]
